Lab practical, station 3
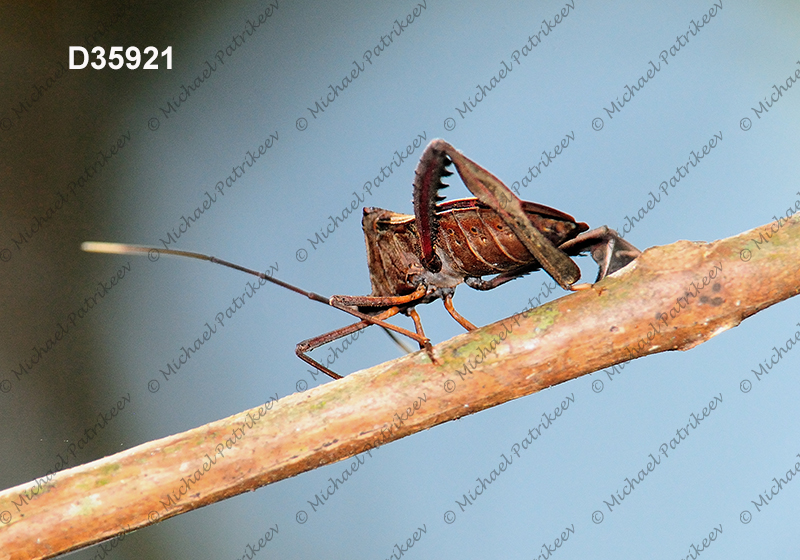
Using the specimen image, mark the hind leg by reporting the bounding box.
[560,226,641,282]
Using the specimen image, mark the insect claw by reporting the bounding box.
[422,340,439,365]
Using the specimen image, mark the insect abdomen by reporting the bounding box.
[437,207,582,277]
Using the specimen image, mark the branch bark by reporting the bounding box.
[2,217,799,559]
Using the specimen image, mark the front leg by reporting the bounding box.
[329,285,437,363]
[415,139,581,290]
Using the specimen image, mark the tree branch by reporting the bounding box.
[2,216,799,559]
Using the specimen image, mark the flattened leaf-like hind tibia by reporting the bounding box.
[413,144,453,272]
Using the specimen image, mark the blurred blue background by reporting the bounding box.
[1,0,800,558]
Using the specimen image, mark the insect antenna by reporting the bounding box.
[81,242,413,354]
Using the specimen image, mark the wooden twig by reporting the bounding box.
[1,216,799,559]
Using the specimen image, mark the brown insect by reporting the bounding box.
[84,139,640,380]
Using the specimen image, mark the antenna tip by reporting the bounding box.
[81,242,138,254]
